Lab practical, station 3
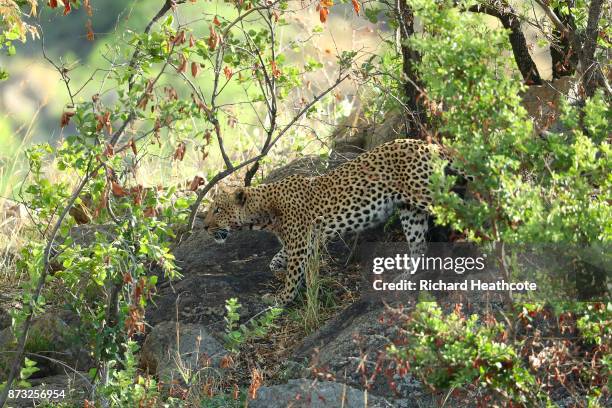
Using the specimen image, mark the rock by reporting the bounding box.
[250,378,394,408]
[146,229,281,328]
[0,314,93,381]
[140,321,227,382]
[0,306,10,330]
[288,298,439,405]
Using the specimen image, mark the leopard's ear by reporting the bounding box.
[233,188,247,206]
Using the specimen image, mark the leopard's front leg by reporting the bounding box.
[269,247,287,276]
[264,237,310,306]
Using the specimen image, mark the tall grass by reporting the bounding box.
[302,224,324,334]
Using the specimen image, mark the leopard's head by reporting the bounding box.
[202,187,252,243]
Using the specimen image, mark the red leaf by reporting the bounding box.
[213,16,221,26]
[61,0,71,15]
[223,66,233,80]
[319,7,329,23]
[48,0,58,8]
[270,60,281,79]
[60,110,75,128]
[351,0,360,15]
[111,181,129,197]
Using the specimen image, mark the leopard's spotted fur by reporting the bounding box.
[202,139,446,304]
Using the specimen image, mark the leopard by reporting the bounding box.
[202,138,454,305]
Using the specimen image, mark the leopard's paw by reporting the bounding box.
[262,293,279,305]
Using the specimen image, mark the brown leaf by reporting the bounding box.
[177,54,187,73]
[213,16,221,26]
[223,66,233,80]
[173,141,187,161]
[60,110,75,128]
[207,25,221,51]
[191,61,199,77]
[111,181,129,197]
[270,60,281,79]
[96,111,112,134]
[86,20,94,41]
[248,368,263,400]
[319,7,329,23]
[172,30,186,45]
[129,138,138,155]
[189,175,204,191]
[143,206,157,218]
[219,355,234,368]
[189,34,195,47]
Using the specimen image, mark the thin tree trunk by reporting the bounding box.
[551,1,577,79]
[580,0,604,97]
[396,0,426,137]
[470,2,542,85]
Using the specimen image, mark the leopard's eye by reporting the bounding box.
[213,207,221,214]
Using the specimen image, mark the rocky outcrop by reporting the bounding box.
[146,228,281,328]
[140,321,227,382]
[250,378,394,408]
[286,299,436,407]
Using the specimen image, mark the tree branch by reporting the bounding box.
[469,1,542,85]
[127,0,186,91]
